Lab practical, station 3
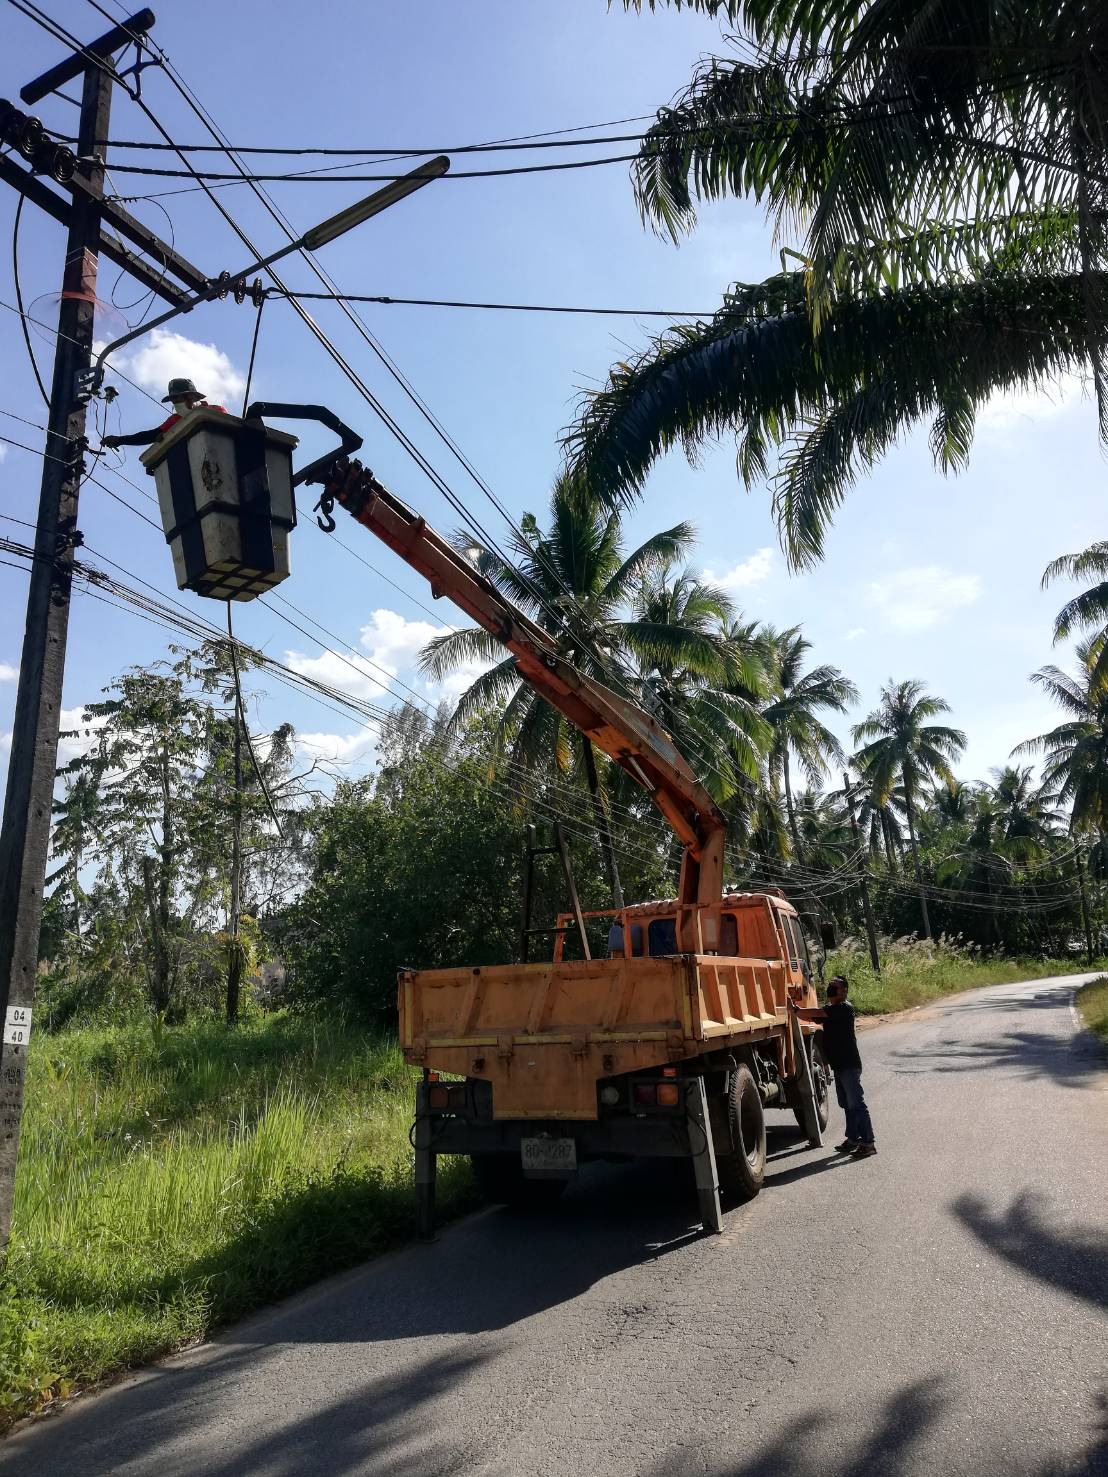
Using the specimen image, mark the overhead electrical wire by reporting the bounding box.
[10,1,1087,895]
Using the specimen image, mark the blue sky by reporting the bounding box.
[2,0,1103,794]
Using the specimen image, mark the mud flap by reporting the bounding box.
[413,1087,437,1241]
[687,1075,723,1234]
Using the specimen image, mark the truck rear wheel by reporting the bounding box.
[715,1065,766,1202]
[470,1153,568,1209]
[793,1036,831,1136]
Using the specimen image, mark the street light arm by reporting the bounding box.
[87,156,451,393]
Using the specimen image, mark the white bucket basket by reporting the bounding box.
[140,408,299,602]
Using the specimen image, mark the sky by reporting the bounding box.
[1,0,1104,800]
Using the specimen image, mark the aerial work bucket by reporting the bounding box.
[139,401,362,602]
[140,409,298,602]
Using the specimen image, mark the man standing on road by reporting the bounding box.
[790,976,876,1158]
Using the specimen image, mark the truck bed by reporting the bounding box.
[398,953,791,1118]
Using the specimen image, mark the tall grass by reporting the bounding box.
[3,1016,474,1423]
[1075,976,1108,1042]
[826,934,1104,1014]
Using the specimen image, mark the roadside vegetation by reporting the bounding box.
[1075,977,1108,1044]
[828,937,1104,1017]
[2,1017,467,1425]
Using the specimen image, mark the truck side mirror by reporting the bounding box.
[820,921,837,950]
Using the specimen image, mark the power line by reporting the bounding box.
[269,292,713,318]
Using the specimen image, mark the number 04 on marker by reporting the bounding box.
[3,1007,31,1047]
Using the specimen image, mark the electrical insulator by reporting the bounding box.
[17,114,43,161]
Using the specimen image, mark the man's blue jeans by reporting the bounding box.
[834,1067,874,1145]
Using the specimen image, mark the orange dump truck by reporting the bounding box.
[310,456,829,1235]
[399,891,827,1234]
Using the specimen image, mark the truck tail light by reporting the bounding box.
[633,1083,656,1106]
[428,1085,450,1111]
[599,1085,620,1106]
[656,1083,680,1107]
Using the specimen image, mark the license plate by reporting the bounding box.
[521,1136,577,1178]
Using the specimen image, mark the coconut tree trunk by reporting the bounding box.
[881,810,899,875]
[782,747,801,858]
[580,734,624,909]
[902,780,932,940]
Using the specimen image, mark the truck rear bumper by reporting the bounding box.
[423,1113,691,1161]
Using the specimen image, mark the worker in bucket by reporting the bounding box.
[788,975,877,1158]
[102,377,227,450]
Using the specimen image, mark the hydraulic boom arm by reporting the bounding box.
[316,459,728,945]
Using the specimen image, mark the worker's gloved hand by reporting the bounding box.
[101,434,121,449]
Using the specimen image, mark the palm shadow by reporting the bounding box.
[952,1189,1108,1311]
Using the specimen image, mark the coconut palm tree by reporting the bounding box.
[625,564,771,804]
[566,3,1108,565]
[760,626,858,854]
[1016,640,1108,836]
[852,681,966,938]
[1042,543,1108,694]
[419,477,748,905]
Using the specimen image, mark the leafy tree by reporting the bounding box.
[278,706,671,1022]
[53,666,213,1017]
[49,645,308,1022]
[760,626,858,853]
[852,680,966,937]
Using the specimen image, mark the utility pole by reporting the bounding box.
[0,12,162,1254]
[844,773,881,975]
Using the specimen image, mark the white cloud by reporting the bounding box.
[703,546,774,591]
[0,663,16,682]
[0,443,7,463]
[57,706,106,765]
[844,627,867,642]
[112,328,246,408]
[284,647,389,702]
[977,373,1085,435]
[0,732,9,756]
[296,726,378,771]
[285,608,496,710]
[867,566,981,633]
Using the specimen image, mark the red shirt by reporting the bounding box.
[158,403,228,435]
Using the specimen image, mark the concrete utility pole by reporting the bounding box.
[0,11,176,1254]
[843,773,881,974]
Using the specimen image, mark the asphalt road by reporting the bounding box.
[6,973,1107,1477]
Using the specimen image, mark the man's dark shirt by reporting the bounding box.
[820,999,861,1071]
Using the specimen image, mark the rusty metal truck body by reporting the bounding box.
[315,457,829,1234]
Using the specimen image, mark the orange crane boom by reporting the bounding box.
[316,458,728,947]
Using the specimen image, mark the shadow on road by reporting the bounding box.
[952,1188,1108,1311]
[888,1030,1102,1089]
[651,1376,1108,1477]
[1,1347,492,1477]
[651,1375,950,1477]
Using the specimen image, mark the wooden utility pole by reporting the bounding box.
[844,774,881,974]
[0,12,171,1254]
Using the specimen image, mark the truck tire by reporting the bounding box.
[793,1036,831,1136]
[470,1153,568,1210]
[715,1065,766,1202]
